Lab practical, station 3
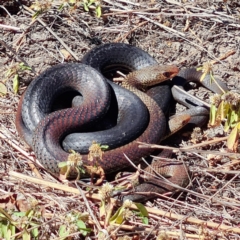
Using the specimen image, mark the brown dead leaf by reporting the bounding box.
[60,49,72,60]
[85,165,105,186]
[16,199,31,212]
[0,193,17,210]
[0,82,7,95]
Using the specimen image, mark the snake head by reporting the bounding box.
[161,65,179,79]
[126,64,179,88]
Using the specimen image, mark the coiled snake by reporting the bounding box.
[16,43,229,201]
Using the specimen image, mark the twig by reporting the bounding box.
[210,49,236,65]
[113,0,141,6]
[0,5,14,18]
[102,8,159,17]
[138,136,229,151]
[0,24,22,32]
[199,168,240,175]
[0,111,15,114]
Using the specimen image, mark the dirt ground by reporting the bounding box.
[0,0,240,239]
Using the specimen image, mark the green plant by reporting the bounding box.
[59,0,102,17]
[209,91,240,151]
[197,62,240,151]
[0,207,40,240]
[58,211,91,238]
[5,62,31,94]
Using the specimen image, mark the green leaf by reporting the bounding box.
[13,211,26,217]
[26,209,34,218]
[142,216,149,225]
[134,203,148,217]
[224,119,230,132]
[76,220,86,230]
[59,225,69,238]
[22,229,31,240]
[1,220,9,239]
[0,223,2,237]
[95,5,102,18]
[109,206,125,224]
[76,220,91,236]
[9,224,16,238]
[209,104,216,126]
[6,68,13,77]
[19,62,31,71]
[99,200,105,218]
[115,214,124,224]
[134,203,149,224]
[13,74,19,94]
[237,108,240,121]
[216,101,228,122]
[31,227,39,238]
[227,123,239,151]
[83,3,89,11]
[229,109,237,127]
[232,110,238,124]
[224,108,235,132]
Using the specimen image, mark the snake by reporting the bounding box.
[16,43,229,201]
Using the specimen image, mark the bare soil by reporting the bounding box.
[0,0,240,239]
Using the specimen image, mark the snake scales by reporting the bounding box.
[16,43,229,201]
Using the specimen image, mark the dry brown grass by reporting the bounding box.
[0,0,240,239]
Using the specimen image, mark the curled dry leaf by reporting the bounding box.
[0,194,17,210]
[0,82,7,95]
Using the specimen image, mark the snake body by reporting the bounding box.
[16,43,229,201]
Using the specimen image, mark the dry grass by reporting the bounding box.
[0,0,240,239]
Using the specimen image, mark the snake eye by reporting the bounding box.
[163,72,172,79]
